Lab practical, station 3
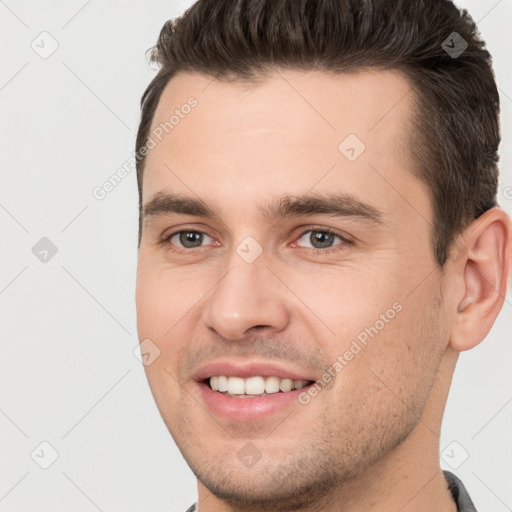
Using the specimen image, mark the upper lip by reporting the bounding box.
[193,360,317,382]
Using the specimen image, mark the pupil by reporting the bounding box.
[311,231,333,248]
[180,231,202,248]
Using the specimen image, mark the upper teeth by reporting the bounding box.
[209,376,311,395]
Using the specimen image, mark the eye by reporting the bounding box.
[295,229,349,250]
[166,230,214,249]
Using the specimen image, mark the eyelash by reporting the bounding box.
[162,226,353,254]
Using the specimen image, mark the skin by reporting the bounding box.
[136,69,512,512]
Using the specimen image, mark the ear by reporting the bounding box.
[449,207,512,352]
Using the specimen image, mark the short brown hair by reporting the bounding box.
[136,0,500,266]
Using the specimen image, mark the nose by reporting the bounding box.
[202,252,290,340]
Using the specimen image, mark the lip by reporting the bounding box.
[192,360,317,382]
[196,380,315,421]
[192,360,317,422]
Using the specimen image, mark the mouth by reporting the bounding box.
[195,375,317,422]
[193,360,318,421]
[205,375,315,398]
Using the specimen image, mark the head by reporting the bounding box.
[135,0,511,509]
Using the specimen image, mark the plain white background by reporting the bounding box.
[0,1,511,510]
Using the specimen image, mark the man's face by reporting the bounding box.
[136,70,452,507]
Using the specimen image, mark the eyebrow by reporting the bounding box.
[142,191,384,225]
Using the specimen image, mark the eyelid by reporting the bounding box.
[161,224,216,242]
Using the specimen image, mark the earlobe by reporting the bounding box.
[449,207,512,352]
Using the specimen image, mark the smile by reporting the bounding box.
[208,375,313,397]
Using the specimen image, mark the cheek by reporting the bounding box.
[136,270,188,422]
[361,289,447,415]
[285,264,405,350]
[135,269,186,404]
[142,363,189,444]
[314,270,446,408]
[136,262,199,340]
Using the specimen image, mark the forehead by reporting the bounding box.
[143,68,428,224]
[149,69,414,146]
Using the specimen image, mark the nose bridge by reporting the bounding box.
[203,244,289,339]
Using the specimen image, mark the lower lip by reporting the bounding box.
[196,381,312,421]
